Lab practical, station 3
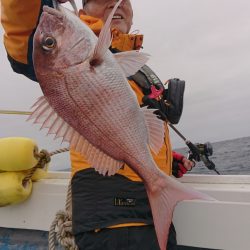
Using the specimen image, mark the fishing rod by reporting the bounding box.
[142,89,221,175]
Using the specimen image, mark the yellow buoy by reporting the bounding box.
[0,172,32,206]
[0,137,39,171]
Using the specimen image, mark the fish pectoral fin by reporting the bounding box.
[28,96,124,177]
[114,51,150,77]
[142,106,165,155]
[91,0,122,63]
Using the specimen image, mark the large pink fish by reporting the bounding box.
[30,1,213,249]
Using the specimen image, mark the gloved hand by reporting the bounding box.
[142,95,168,121]
[172,151,195,178]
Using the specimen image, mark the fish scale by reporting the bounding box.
[63,55,145,155]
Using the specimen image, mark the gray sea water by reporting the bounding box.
[175,136,250,176]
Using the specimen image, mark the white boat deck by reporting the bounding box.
[0,173,250,250]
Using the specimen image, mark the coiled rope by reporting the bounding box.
[27,147,77,249]
[25,147,77,249]
[49,184,78,250]
[1,109,77,249]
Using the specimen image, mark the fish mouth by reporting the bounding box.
[42,6,65,20]
[37,6,65,36]
[34,6,65,53]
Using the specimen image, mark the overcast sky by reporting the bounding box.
[0,0,250,170]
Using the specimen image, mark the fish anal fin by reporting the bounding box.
[142,106,165,155]
[72,136,124,176]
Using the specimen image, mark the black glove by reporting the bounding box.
[142,95,168,121]
[142,79,185,124]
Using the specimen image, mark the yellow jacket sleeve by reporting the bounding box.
[1,0,53,81]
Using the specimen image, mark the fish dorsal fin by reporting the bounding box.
[91,0,123,62]
[142,106,165,155]
[114,51,150,77]
[28,96,124,176]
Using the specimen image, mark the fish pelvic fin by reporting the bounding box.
[114,51,150,77]
[146,175,215,250]
[91,0,123,64]
[142,107,165,155]
[28,96,124,176]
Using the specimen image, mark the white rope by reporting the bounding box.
[48,183,78,250]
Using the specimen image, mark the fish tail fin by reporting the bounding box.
[146,175,214,250]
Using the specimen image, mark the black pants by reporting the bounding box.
[75,223,177,250]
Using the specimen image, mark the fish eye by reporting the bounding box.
[42,36,57,51]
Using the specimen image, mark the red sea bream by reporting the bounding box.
[29,1,213,249]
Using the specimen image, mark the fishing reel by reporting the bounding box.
[186,141,220,174]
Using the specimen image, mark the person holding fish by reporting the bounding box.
[1,0,207,249]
